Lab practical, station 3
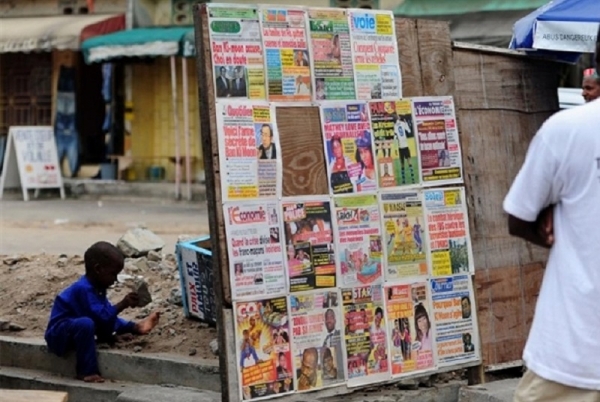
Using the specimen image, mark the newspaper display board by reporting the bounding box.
[334,194,383,287]
[320,102,376,195]
[289,290,346,392]
[200,4,480,401]
[260,6,312,102]
[208,5,266,100]
[308,8,356,101]
[216,101,281,201]
[423,187,474,276]
[224,201,287,300]
[431,275,480,367]
[234,296,294,400]
[281,198,337,293]
[369,99,419,188]
[348,10,402,100]
[412,96,463,186]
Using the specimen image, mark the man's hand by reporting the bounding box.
[536,205,555,247]
[508,205,555,249]
[116,292,139,312]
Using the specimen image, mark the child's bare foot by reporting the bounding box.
[78,374,105,383]
[135,311,160,335]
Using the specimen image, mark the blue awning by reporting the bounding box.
[510,0,600,63]
[81,26,195,64]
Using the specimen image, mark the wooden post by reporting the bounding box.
[193,5,238,402]
[170,55,182,200]
[182,57,192,201]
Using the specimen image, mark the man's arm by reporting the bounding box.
[507,204,554,249]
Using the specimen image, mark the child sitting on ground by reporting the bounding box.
[45,241,160,383]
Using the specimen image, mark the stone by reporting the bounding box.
[125,263,139,274]
[133,346,143,353]
[57,256,68,268]
[176,235,195,244]
[133,257,149,272]
[147,250,162,262]
[169,329,176,336]
[188,348,197,356]
[117,274,135,284]
[209,339,219,355]
[147,261,160,271]
[3,255,29,266]
[0,320,25,332]
[135,278,152,307]
[117,228,165,258]
[167,288,183,307]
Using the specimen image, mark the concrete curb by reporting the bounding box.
[458,379,519,402]
[116,387,221,402]
[0,336,220,391]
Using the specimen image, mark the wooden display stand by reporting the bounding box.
[193,4,560,401]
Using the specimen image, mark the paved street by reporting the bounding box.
[0,195,210,255]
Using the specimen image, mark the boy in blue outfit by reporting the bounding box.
[45,241,160,383]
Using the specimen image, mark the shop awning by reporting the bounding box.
[81,27,194,64]
[0,14,125,53]
[394,0,549,16]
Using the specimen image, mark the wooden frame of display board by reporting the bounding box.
[193,3,560,400]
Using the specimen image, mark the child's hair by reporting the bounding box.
[84,241,124,274]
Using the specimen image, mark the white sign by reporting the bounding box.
[0,126,65,201]
[534,21,599,53]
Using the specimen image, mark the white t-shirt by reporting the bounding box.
[503,99,600,390]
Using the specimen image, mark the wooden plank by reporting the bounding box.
[453,49,560,113]
[194,4,231,306]
[416,20,455,96]
[0,390,68,402]
[277,106,328,197]
[193,5,234,402]
[395,18,423,97]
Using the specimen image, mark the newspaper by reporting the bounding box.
[260,6,312,102]
[320,102,377,194]
[431,275,480,367]
[282,198,337,293]
[290,290,345,391]
[380,191,428,280]
[224,201,287,301]
[385,282,436,377]
[234,296,293,400]
[307,8,356,101]
[412,96,463,186]
[348,10,401,100]
[334,194,383,286]
[216,101,281,201]
[369,99,420,188]
[342,284,390,387]
[208,5,265,100]
[423,187,474,276]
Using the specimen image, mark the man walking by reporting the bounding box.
[504,30,600,402]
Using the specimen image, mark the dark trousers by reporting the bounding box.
[47,317,99,377]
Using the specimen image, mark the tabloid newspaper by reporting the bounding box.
[431,275,480,367]
[216,101,281,201]
[234,297,293,400]
[334,194,384,286]
[208,5,266,100]
[224,201,287,301]
[282,198,337,293]
[385,281,436,377]
[260,6,312,102]
[289,289,345,392]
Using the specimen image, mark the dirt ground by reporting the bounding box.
[0,197,217,360]
[0,252,217,359]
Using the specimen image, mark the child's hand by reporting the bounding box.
[121,292,140,309]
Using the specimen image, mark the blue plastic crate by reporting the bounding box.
[175,236,217,325]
